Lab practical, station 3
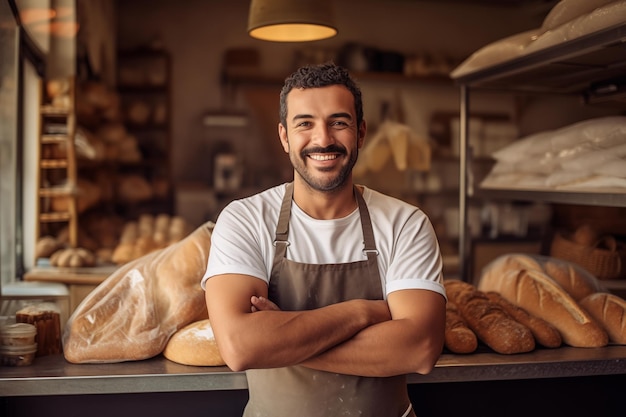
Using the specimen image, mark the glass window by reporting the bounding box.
[0,0,19,290]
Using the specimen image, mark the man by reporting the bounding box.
[202,62,446,417]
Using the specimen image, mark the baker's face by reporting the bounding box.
[278,85,366,192]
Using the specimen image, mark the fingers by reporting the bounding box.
[251,295,280,312]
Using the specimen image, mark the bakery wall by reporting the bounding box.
[111,0,622,226]
[113,0,546,187]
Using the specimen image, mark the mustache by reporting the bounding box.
[301,144,347,157]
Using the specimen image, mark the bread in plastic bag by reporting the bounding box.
[450,29,540,79]
[482,116,626,190]
[62,221,214,364]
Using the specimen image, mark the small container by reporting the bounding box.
[0,323,37,346]
[0,343,37,366]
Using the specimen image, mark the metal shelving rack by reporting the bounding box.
[454,23,626,281]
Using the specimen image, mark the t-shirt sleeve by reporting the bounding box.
[200,201,269,290]
[384,211,446,301]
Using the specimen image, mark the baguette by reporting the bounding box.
[543,260,596,301]
[445,281,535,354]
[444,302,478,354]
[579,293,626,344]
[485,291,562,348]
[478,269,608,348]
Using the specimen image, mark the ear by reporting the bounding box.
[357,119,367,149]
[278,123,289,153]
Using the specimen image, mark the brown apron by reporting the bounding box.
[244,182,416,417]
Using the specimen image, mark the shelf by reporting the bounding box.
[223,68,453,87]
[41,134,68,143]
[38,187,74,197]
[39,212,72,222]
[474,187,626,208]
[454,23,626,96]
[40,105,70,116]
[40,159,68,169]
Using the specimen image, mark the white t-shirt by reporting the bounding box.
[201,183,446,300]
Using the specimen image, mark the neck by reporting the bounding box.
[292,178,358,220]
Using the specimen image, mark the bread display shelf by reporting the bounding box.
[1,346,625,397]
[40,105,70,117]
[39,212,72,223]
[40,159,69,169]
[24,266,114,286]
[474,187,626,208]
[455,23,626,280]
[453,23,626,96]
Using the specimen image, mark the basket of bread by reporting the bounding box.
[550,224,625,280]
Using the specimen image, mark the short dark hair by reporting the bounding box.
[279,62,363,129]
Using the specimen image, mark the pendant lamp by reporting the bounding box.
[247,0,337,42]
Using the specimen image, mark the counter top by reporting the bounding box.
[2,346,626,397]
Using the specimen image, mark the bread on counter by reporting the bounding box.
[444,302,478,354]
[63,221,214,364]
[485,291,562,348]
[478,269,608,348]
[163,319,225,366]
[445,280,535,355]
[579,292,626,345]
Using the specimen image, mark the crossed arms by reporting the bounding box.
[204,273,446,377]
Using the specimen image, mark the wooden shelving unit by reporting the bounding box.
[35,77,79,250]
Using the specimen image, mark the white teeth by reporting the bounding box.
[310,154,337,161]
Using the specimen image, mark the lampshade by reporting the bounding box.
[247,0,337,42]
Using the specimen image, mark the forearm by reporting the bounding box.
[301,317,444,377]
[212,296,391,372]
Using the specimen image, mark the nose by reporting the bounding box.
[311,123,334,147]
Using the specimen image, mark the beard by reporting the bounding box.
[289,143,358,192]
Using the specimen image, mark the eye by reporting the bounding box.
[330,120,349,128]
[295,121,312,128]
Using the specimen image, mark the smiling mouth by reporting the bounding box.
[309,154,339,161]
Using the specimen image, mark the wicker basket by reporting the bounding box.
[550,232,625,280]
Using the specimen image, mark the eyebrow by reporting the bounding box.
[291,112,353,123]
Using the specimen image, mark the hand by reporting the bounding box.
[251,295,281,312]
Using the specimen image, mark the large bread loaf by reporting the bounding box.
[444,280,535,354]
[163,319,225,366]
[478,269,608,348]
[481,253,600,301]
[63,222,214,363]
[579,292,626,345]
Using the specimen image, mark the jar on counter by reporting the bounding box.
[0,322,37,346]
[0,323,37,366]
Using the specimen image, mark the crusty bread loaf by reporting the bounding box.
[579,292,626,344]
[478,269,608,348]
[445,280,535,354]
[481,253,542,282]
[543,260,596,301]
[485,291,562,348]
[163,319,225,366]
[444,302,478,354]
[481,253,601,302]
[63,222,214,363]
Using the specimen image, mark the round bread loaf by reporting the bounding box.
[163,319,225,366]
